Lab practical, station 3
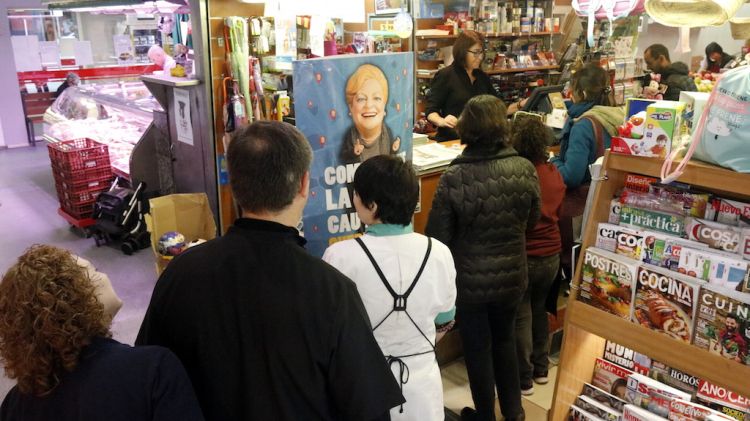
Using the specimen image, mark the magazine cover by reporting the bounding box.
[633,264,703,343]
[570,404,607,421]
[603,340,652,374]
[669,398,726,421]
[693,284,750,366]
[623,403,670,420]
[293,53,414,256]
[592,357,634,399]
[616,226,646,260]
[597,222,619,252]
[576,395,622,420]
[648,360,700,397]
[619,205,685,237]
[704,198,750,227]
[579,247,639,319]
[582,382,628,412]
[641,231,672,266]
[625,373,691,417]
[662,238,710,272]
[686,218,742,254]
[696,380,750,421]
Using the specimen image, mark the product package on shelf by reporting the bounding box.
[648,361,700,397]
[696,380,750,421]
[633,264,703,343]
[693,284,750,366]
[626,373,692,417]
[576,395,623,420]
[593,357,634,400]
[623,403,669,420]
[705,198,750,228]
[679,92,711,137]
[571,404,608,420]
[582,382,628,412]
[644,101,686,157]
[603,340,652,374]
[650,184,711,219]
[579,247,639,319]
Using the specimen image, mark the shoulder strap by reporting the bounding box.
[580,116,606,159]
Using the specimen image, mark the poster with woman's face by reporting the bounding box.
[293,52,414,257]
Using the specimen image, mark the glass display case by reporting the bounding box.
[44,81,164,178]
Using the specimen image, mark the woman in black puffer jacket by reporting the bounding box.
[426,95,540,421]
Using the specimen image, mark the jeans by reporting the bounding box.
[457,300,522,421]
[515,254,560,386]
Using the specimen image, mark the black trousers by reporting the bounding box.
[457,300,522,421]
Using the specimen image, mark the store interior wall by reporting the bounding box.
[77,13,127,64]
[0,0,43,149]
[637,5,750,68]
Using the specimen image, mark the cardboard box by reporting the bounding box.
[679,92,710,137]
[643,101,686,159]
[146,193,217,275]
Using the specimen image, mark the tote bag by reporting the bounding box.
[661,66,750,183]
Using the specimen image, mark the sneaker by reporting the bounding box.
[533,372,549,385]
[521,383,534,396]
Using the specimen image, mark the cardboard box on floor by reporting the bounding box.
[146,193,217,275]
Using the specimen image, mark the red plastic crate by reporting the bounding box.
[55,181,110,204]
[60,198,96,219]
[51,165,112,185]
[47,138,110,173]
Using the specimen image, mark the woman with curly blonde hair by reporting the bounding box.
[0,244,204,420]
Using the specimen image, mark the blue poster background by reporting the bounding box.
[293,52,414,257]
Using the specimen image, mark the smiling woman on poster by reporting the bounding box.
[341,64,400,163]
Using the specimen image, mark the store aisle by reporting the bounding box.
[0,145,155,398]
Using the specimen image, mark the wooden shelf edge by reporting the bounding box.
[566,300,750,397]
[485,65,558,74]
[603,151,750,198]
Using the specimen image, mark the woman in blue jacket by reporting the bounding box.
[551,63,623,188]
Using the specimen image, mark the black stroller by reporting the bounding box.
[91,179,150,255]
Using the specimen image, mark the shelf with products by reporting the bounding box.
[415,64,558,78]
[550,152,750,421]
[416,31,559,39]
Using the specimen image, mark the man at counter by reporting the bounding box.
[147,45,176,75]
[55,72,80,97]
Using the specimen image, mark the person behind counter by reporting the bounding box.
[425,30,499,141]
[55,72,80,97]
[702,42,734,73]
[426,95,541,421]
[341,64,400,163]
[0,245,204,420]
[148,45,177,74]
[643,44,696,101]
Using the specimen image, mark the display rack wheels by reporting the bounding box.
[58,208,95,238]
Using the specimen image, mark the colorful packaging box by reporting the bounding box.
[693,284,750,366]
[644,101,686,158]
[679,92,711,137]
[633,264,703,343]
[579,247,639,319]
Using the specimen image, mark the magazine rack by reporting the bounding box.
[550,151,750,420]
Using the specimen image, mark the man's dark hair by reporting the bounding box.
[511,115,554,164]
[353,155,418,226]
[456,94,509,148]
[646,44,670,62]
[227,121,312,213]
[452,30,485,72]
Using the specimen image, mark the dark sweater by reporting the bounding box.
[425,145,541,305]
[0,337,203,421]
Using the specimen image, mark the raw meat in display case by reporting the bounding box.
[43,82,163,180]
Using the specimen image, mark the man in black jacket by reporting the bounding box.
[137,121,404,420]
[643,44,697,101]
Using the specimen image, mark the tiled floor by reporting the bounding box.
[442,359,557,420]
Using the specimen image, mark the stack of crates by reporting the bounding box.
[47,138,113,220]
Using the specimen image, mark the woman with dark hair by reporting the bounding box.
[510,116,566,396]
[323,155,457,420]
[0,245,203,420]
[703,42,734,73]
[426,95,541,421]
[425,30,499,141]
[551,63,623,280]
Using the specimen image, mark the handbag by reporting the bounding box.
[661,66,750,183]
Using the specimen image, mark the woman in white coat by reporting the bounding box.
[323,155,457,421]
